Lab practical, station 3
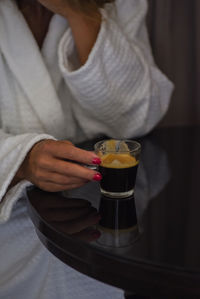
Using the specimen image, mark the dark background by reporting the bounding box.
[147,0,200,126]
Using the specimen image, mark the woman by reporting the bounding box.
[0,0,173,222]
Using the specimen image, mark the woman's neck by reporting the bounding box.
[16,0,53,48]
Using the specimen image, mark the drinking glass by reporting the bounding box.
[94,139,141,198]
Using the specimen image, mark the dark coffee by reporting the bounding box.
[99,195,138,230]
[98,153,138,194]
[97,195,139,247]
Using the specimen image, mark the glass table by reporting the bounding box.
[25,127,200,298]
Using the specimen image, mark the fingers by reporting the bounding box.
[43,161,100,182]
[23,139,102,193]
[40,171,89,185]
[37,180,88,192]
[44,140,100,165]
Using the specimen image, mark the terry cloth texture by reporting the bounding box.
[0,0,173,221]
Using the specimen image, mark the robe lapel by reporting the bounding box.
[41,14,68,90]
[0,0,66,139]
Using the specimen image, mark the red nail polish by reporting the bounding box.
[93,173,102,181]
[92,158,101,165]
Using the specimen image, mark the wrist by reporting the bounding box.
[14,166,25,183]
[9,168,25,189]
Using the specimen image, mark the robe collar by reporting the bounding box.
[0,0,68,139]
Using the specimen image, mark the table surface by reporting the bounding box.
[26,127,200,297]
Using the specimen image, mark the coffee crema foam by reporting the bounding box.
[100,153,138,169]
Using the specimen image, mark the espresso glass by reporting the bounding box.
[94,139,141,198]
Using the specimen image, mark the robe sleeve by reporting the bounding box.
[0,130,55,223]
[58,0,174,139]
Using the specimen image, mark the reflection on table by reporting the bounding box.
[27,134,170,250]
[0,195,124,299]
[4,128,200,298]
[97,195,139,248]
[28,188,101,243]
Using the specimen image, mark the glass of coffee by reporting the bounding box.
[94,139,141,198]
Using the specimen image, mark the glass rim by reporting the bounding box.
[94,139,141,153]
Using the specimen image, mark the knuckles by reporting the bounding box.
[35,155,45,166]
[33,168,43,180]
[38,139,55,152]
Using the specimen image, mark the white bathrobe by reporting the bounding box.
[0,0,173,222]
[0,137,170,299]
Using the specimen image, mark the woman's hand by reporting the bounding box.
[14,139,102,192]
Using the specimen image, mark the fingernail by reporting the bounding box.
[92,157,101,165]
[93,173,102,181]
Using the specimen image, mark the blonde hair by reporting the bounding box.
[67,0,115,15]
